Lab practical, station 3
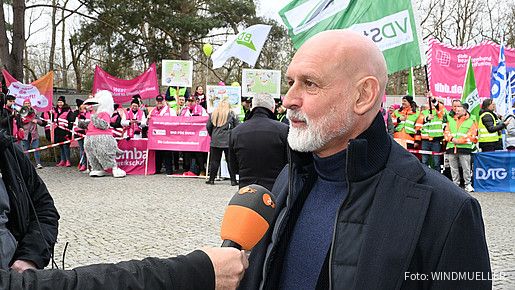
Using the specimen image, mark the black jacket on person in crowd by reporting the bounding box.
[229,107,289,191]
[0,107,21,136]
[206,111,239,148]
[239,113,491,290]
[53,105,75,143]
[0,130,59,269]
[0,250,215,290]
[479,108,505,151]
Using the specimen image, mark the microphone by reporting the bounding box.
[220,184,276,250]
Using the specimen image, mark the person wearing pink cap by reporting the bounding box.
[19,99,45,169]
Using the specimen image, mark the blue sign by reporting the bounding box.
[473,151,515,192]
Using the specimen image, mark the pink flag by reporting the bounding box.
[92,63,159,103]
[148,116,211,152]
[2,70,53,112]
[428,38,515,103]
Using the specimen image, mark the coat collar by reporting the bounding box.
[248,107,276,120]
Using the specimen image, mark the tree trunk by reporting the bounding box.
[61,0,69,88]
[69,38,82,92]
[49,0,57,72]
[24,46,29,83]
[0,0,11,71]
[10,0,26,80]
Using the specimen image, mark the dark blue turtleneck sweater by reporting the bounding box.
[279,149,348,289]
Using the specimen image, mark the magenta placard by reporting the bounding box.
[92,63,159,103]
[116,139,156,175]
[428,38,515,102]
[147,116,211,152]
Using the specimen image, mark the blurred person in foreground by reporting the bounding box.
[239,29,490,290]
[0,129,59,273]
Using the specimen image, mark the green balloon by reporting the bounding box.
[203,43,213,57]
[231,81,240,87]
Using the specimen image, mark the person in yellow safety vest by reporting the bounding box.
[444,106,477,192]
[391,95,419,147]
[239,97,252,122]
[415,96,447,170]
[506,101,515,150]
[165,87,189,109]
[478,99,509,152]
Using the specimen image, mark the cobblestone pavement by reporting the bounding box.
[37,167,513,289]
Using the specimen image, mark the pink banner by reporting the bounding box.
[116,139,156,175]
[148,116,211,152]
[92,63,159,103]
[428,38,515,103]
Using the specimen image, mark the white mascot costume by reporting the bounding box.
[83,90,126,178]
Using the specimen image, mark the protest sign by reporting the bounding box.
[242,69,281,98]
[161,60,193,87]
[206,85,241,115]
[148,116,210,152]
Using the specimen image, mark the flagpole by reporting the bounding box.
[424,65,433,112]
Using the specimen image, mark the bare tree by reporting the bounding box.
[0,0,26,81]
[49,0,58,72]
[61,0,70,88]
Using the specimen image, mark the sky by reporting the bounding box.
[257,0,291,23]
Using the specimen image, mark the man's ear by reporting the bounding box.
[353,76,380,115]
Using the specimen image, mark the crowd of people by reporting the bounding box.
[387,94,514,192]
[0,86,291,183]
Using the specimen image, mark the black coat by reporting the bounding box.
[229,107,289,191]
[206,111,239,148]
[0,108,21,136]
[239,113,491,290]
[53,105,74,143]
[0,250,214,289]
[0,131,59,269]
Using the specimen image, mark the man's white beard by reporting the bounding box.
[287,107,351,152]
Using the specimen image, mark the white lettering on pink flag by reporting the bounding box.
[116,139,156,175]
[428,38,515,102]
[148,116,211,152]
[92,63,159,103]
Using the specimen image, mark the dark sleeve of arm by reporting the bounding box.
[110,115,121,128]
[12,147,60,269]
[431,198,491,290]
[232,113,240,128]
[39,113,47,127]
[206,117,213,136]
[0,113,9,128]
[0,250,215,290]
[67,112,76,129]
[228,132,239,174]
[482,114,505,133]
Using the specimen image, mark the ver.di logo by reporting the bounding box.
[236,32,256,51]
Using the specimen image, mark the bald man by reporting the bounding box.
[239,30,490,290]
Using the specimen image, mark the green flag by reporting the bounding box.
[407,67,415,96]
[461,58,481,121]
[279,0,425,74]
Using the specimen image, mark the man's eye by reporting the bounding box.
[287,80,294,87]
[305,80,316,88]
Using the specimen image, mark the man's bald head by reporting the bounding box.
[296,29,388,107]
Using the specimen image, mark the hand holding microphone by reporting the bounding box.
[206,184,276,289]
